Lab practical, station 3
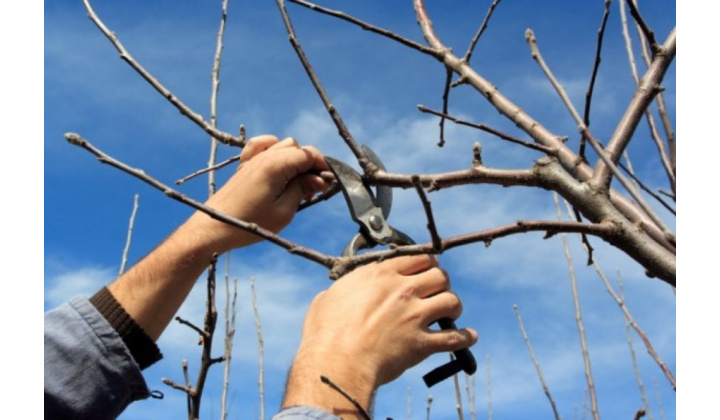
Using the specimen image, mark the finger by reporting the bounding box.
[269,136,300,150]
[240,135,279,163]
[419,290,463,325]
[422,327,478,355]
[384,254,439,276]
[410,267,451,298]
[298,173,330,196]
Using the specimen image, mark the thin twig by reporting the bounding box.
[620,162,676,215]
[407,387,412,420]
[580,0,611,161]
[438,67,452,147]
[208,0,231,198]
[65,133,337,271]
[426,395,433,420]
[176,154,242,186]
[175,316,209,339]
[119,193,139,276]
[462,0,502,65]
[417,105,556,155]
[287,0,439,58]
[274,0,373,172]
[553,193,599,420]
[220,253,237,420]
[513,304,561,420]
[251,277,266,420]
[319,375,372,420]
[81,0,244,148]
[452,354,464,420]
[412,175,443,251]
[190,254,222,419]
[625,0,658,54]
[183,359,192,414]
[561,193,677,389]
[618,272,654,420]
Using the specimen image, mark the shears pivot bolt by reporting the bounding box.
[369,215,384,232]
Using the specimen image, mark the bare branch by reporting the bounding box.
[287,0,439,58]
[208,0,231,198]
[437,67,452,147]
[65,133,337,271]
[81,0,244,148]
[462,0,502,64]
[525,28,674,243]
[274,0,373,172]
[176,154,242,186]
[465,373,476,420]
[412,0,673,254]
[594,29,676,187]
[220,254,237,420]
[175,316,208,339]
[251,277,266,420]
[619,0,675,196]
[553,193,599,420]
[417,105,556,155]
[411,175,443,251]
[119,193,139,276]
[426,395,433,420]
[451,354,464,420]
[513,304,561,420]
[330,218,619,279]
[632,2,676,179]
[618,272,655,419]
[580,0,611,161]
[625,0,658,54]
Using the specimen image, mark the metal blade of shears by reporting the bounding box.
[324,156,394,246]
[360,145,392,219]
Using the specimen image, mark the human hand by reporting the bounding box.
[282,255,478,417]
[190,135,329,251]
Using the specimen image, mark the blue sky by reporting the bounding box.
[40,1,684,419]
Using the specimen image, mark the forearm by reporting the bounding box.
[107,211,242,341]
[281,346,376,419]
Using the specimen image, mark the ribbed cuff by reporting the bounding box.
[89,287,163,370]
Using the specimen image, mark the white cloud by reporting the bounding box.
[44,264,116,309]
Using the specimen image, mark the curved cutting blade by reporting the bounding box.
[324,156,394,245]
[361,145,393,219]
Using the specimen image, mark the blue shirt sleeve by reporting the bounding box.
[44,296,151,420]
[272,406,342,420]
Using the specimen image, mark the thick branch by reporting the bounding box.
[412,0,675,254]
[594,28,676,186]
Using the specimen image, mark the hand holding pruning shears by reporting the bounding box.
[324,146,477,387]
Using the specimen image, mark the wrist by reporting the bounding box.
[184,210,255,254]
[282,347,378,419]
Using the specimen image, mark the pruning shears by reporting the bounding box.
[324,145,477,387]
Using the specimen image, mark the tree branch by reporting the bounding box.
[65,132,337,270]
[82,0,244,148]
